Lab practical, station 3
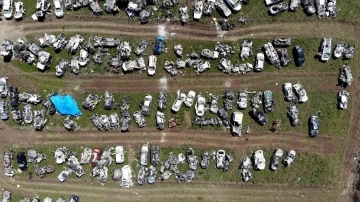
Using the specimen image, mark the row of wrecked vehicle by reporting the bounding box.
[316,38,356,62]
[265,0,336,18]
[4,146,297,187]
[241,149,296,182]
[0,36,317,76]
[2,191,79,202]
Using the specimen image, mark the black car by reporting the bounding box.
[69,195,79,202]
[293,46,305,67]
[9,86,19,108]
[17,152,27,171]
[249,108,267,125]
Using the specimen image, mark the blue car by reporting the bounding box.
[153,36,165,55]
[309,116,319,137]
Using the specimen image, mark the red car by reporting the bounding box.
[91,148,102,167]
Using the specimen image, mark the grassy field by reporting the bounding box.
[7,144,342,188]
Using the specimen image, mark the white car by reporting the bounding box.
[184,91,196,107]
[121,165,132,188]
[230,112,243,137]
[338,90,349,110]
[171,90,186,113]
[140,144,148,166]
[237,90,248,109]
[147,55,157,76]
[293,83,308,103]
[58,169,72,182]
[252,150,265,170]
[141,94,152,116]
[270,149,283,171]
[320,38,332,62]
[43,197,53,202]
[71,56,79,74]
[224,0,241,12]
[0,77,9,98]
[283,150,296,167]
[254,53,264,72]
[115,146,124,164]
[240,157,252,182]
[215,0,231,18]
[14,2,25,20]
[283,82,295,102]
[216,150,225,169]
[3,0,13,19]
[193,0,203,20]
[195,95,206,117]
[78,49,88,67]
[54,0,64,18]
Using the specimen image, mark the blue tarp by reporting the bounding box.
[50,94,82,117]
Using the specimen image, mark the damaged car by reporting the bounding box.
[337,89,349,110]
[83,94,100,111]
[263,90,275,112]
[283,150,296,167]
[252,150,265,170]
[338,65,353,87]
[33,110,47,131]
[288,105,300,126]
[270,149,283,171]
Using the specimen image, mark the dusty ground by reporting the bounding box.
[0,18,359,202]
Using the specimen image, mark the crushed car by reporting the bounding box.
[263,43,280,66]
[283,150,296,167]
[55,59,69,77]
[171,90,186,113]
[156,111,166,130]
[158,92,167,111]
[208,94,219,114]
[223,90,235,110]
[83,94,100,111]
[288,105,300,126]
[270,149,283,171]
[236,90,248,109]
[240,40,253,61]
[133,111,146,128]
[33,110,47,131]
[263,90,275,112]
[240,156,252,182]
[337,90,349,110]
[293,83,308,103]
[230,111,243,137]
[338,65,353,87]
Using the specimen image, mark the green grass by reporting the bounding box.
[8,145,342,187]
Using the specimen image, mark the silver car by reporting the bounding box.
[0,77,9,98]
[0,101,9,120]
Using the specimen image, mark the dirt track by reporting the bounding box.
[0,18,359,202]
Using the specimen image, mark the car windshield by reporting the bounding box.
[4,9,11,14]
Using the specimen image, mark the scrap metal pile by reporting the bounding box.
[3,152,15,177]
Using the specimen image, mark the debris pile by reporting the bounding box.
[168,115,180,128]
[27,149,46,163]
[338,65,353,87]
[91,114,114,131]
[34,164,55,178]
[19,92,43,104]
